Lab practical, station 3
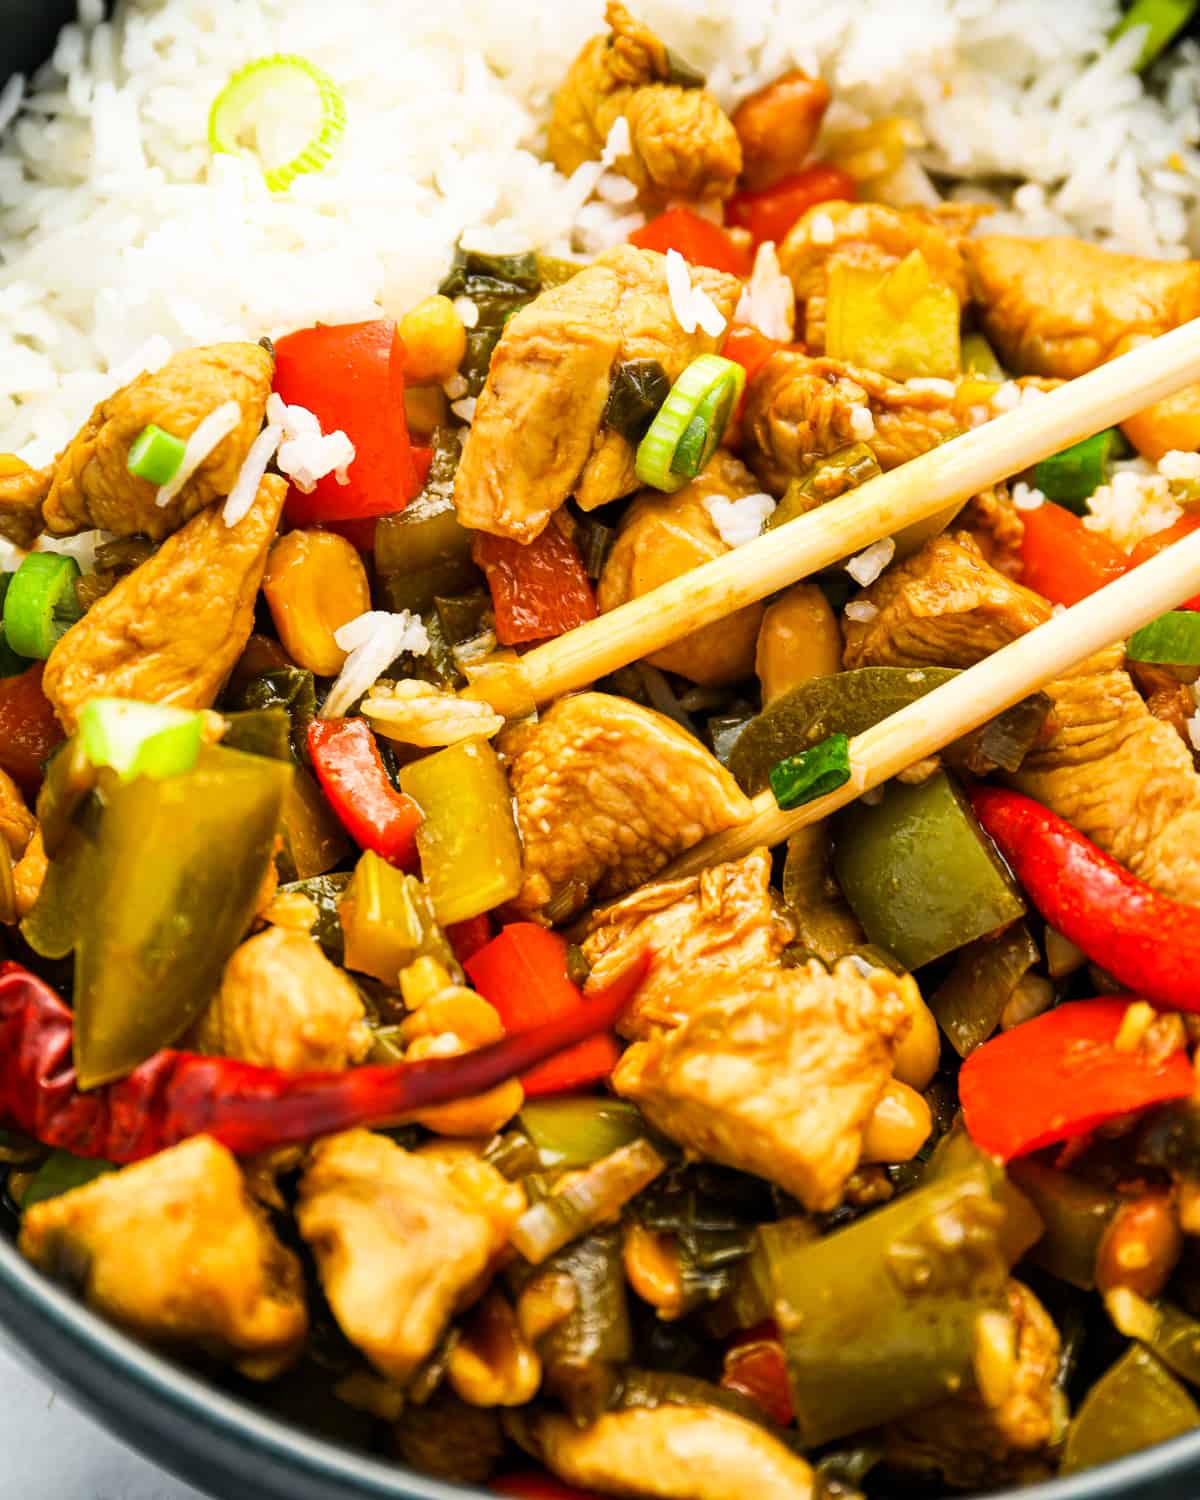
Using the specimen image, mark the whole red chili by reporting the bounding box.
[971,785,1200,1012]
[0,957,649,1164]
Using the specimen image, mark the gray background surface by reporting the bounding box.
[0,1334,208,1499]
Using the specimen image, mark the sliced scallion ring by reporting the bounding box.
[635,354,746,493]
[78,698,205,783]
[209,54,347,193]
[0,575,31,678]
[127,423,186,487]
[3,552,82,660]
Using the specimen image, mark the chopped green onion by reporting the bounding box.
[0,575,31,678]
[769,732,852,810]
[960,332,1006,382]
[635,354,745,493]
[510,1138,668,1264]
[519,1098,646,1171]
[78,697,205,783]
[604,359,671,444]
[1127,610,1200,665]
[209,54,347,193]
[3,552,82,660]
[1112,0,1199,68]
[1034,428,1125,511]
[127,423,186,486]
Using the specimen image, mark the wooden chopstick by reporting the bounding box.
[662,521,1200,879]
[471,318,1200,713]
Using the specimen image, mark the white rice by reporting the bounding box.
[1083,453,1192,551]
[703,490,776,547]
[322,610,430,719]
[1,0,1199,464]
[846,535,896,585]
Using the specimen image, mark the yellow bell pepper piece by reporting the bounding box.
[262,529,370,677]
[399,737,522,925]
[339,850,456,983]
[826,251,961,382]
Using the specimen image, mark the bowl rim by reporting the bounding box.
[4,1229,1200,1500]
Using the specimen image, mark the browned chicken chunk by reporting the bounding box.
[529,1405,815,1500]
[958,484,1024,579]
[613,958,910,1210]
[19,1136,307,1378]
[41,343,274,540]
[597,451,766,685]
[742,350,958,493]
[779,200,984,351]
[581,847,794,1040]
[965,235,1200,381]
[296,1131,523,1385]
[190,925,372,1073]
[0,768,34,860]
[547,2,742,206]
[42,473,285,731]
[884,1280,1064,1490]
[0,459,51,547]
[845,531,1200,904]
[12,826,46,918]
[454,246,741,541]
[502,692,752,921]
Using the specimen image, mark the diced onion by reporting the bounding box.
[156,400,241,508]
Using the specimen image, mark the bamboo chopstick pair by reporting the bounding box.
[470,318,1200,877]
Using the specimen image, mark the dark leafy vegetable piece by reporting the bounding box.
[764,443,881,531]
[21,1149,115,1210]
[220,707,292,761]
[833,770,1026,971]
[534,253,583,289]
[1034,428,1125,511]
[616,1369,777,1432]
[573,512,615,582]
[635,1162,769,1313]
[1107,1289,1200,1388]
[1007,1160,1118,1291]
[1062,1345,1199,1473]
[434,588,492,648]
[928,920,1040,1057]
[230,665,317,762]
[1137,1097,1200,1175]
[22,743,292,1087]
[604,359,671,444]
[279,872,351,964]
[438,246,542,396]
[769,732,851,809]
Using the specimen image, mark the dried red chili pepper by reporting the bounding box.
[971,785,1200,1013]
[0,956,648,1164]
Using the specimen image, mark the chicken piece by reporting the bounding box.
[296,1130,523,1385]
[42,474,285,732]
[597,451,765,685]
[42,343,274,540]
[958,484,1024,579]
[0,769,34,860]
[18,1136,307,1378]
[845,531,1200,904]
[502,692,752,921]
[547,2,741,206]
[965,235,1200,381]
[613,958,909,1210]
[529,1406,814,1500]
[743,351,959,494]
[454,246,741,541]
[779,200,985,351]
[884,1280,1064,1490]
[189,925,371,1074]
[12,825,46,918]
[1129,661,1195,749]
[0,459,51,548]
[581,847,795,1040]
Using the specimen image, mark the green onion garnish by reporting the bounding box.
[1127,610,1200,664]
[769,732,853,810]
[3,552,82,660]
[0,576,31,678]
[635,354,745,492]
[1112,0,1199,69]
[127,424,186,487]
[209,54,347,193]
[78,697,205,783]
[1034,428,1125,511]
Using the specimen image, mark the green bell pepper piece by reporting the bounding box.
[375,429,478,616]
[1107,1288,1200,1388]
[833,769,1026,971]
[1007,1160,1120,1291]
[518,1097,647,1171]
[278,763,352,881]
[1062,1345,1200,1474]
[23,743,292,1087]
[1034,428,1125,512]
[929,920,1040,1057]
[338,850,458,983]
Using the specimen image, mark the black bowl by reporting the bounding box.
[4,2,1200,1497]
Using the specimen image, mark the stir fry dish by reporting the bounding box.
[8,7,1200,1498]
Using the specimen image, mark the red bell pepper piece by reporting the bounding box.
[971,784,1200,1014]
[272,319,421,525]
[0,662,64,795]
[721,1322,795,1426]
[307,717,422,869]
[960,996,1194,1163]
[446,912,494,966]
[473,524,598,646]
[317,451,433,553]
[726,164,857,248]
[721,324,786,386]
[1129,515,1200,610]
[466,923,622,1095]
[1019,501,1127,606]
[628,206,753,277]
[492,1474,602,1500]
